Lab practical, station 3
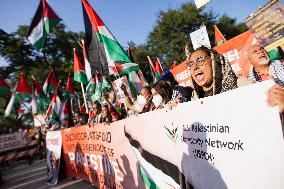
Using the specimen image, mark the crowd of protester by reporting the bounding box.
[1,43,283,186]
[42,44,284,132]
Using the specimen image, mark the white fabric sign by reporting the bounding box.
[46,131,62,186]
[0,133,23,152]
[46,131,62,160]
[194,0,211,9]
[190,25,211,50]
[125,80,284,189]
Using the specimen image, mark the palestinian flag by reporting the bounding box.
[27,0,60,50]
[4,73,32,117]
[46,81,61,120]
[43,70,57,95]
[32,76,49,114]
[127,73,140,98]
[80,103,86,114]
[0,76,9,95]
[82,40,92,81]
[92,73,102,102]
[82,40,97,102]
[125,131,191,189]
[60,100,70,122]
[15,73,32,102]
[73,48,88,85]
[110,62,123,76]
[147,56,158,82]
[155,58,163,79]
[4,87,16,117]
[128,45,135,62]
[81,0,131,74]
[66,73,75,97]
[110,63,139,76]
[147,56,156,73]
[110,63,141,97]
[138,70,148,87]
[214,25,226,46]
[82,2,108,77]
[90,72,111,102]
[101,75,111,93]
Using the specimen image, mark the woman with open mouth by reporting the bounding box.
[187,45,252,99]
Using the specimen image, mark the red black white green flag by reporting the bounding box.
[214,25,226,46]
[46,81,61,120]
[73,49,88,85]
[128,45,135,62]
[31,76,49,115]
[155,58,163,79]
[65,73,75,97]
[43,70,57,95]
[5,73,32,117]
[81,0,131,75]
[27,0,61,50]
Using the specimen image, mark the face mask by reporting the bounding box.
[137,95,147,106]
[152,94,163,108]
[101,100,107,106]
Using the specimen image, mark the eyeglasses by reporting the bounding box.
[187,55,209,68]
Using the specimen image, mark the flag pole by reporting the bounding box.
[81,83,89,114]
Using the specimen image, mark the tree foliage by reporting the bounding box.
[131,3,247,70]
[0,23,84,133]
[0,2,248,133]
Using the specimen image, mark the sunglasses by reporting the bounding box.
[187,55,209,68]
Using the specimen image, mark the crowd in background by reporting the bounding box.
[42,44,284,134]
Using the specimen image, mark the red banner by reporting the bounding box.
[61,121,144,188]
[170,30,257,86]
[170,60,192,87]
[214,30,257,77]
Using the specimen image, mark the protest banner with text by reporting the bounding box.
[245,0,284,51]
[214,30,257,77]
[171,30,257,85]
[61,122,145,189]
[190,25,211,50]
[125,80,284,189]
[170,60,192,87]
[0,133,23,152]
[46,131,62,186]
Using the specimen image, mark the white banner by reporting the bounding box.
[46,131,62,186]
[190,25,211,50]
[0,133,23,152]
[125,80,284,189]
[194,0,211,9]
